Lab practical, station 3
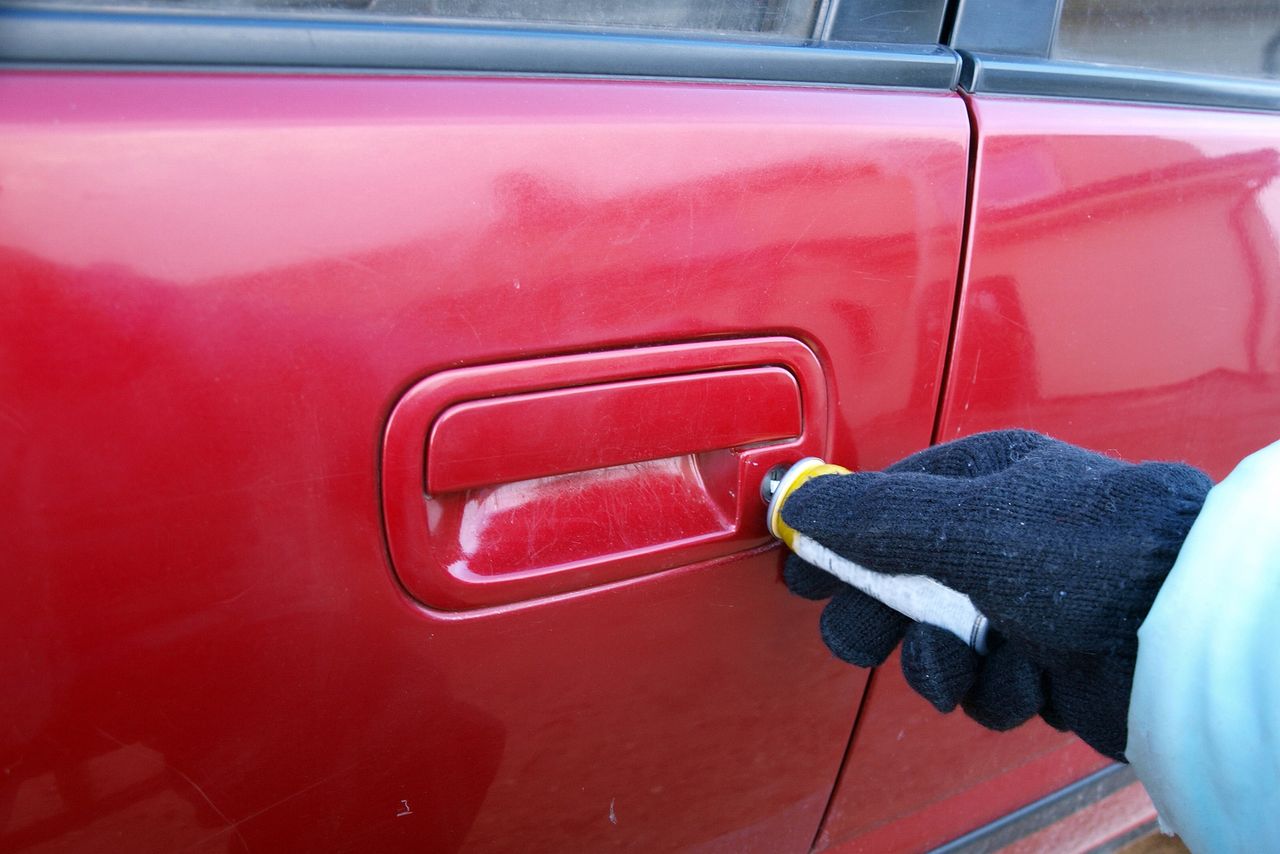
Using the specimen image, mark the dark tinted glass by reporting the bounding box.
[1054,0,1280,81]
[25,0,822,38]
[826,0,948,44]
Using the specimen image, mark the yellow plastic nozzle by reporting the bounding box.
[766,457,851,549]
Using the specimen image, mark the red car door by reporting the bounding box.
[815,2,1280,851]
[0,4,969,850]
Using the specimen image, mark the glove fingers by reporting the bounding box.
[779,471,976,587]
[900,622,977,713]
[783,553,842,601]
[961,641,1043,731]
[780,471,942,561]
[779,432,1060,589]
[819,587,909,667]
[887,430,1057,478]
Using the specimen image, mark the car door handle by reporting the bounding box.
[382,338,828,610]
[426,367,800,494]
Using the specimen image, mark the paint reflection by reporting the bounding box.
[948,135,1280,478]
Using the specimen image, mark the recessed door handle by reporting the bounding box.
[382,338,829,610]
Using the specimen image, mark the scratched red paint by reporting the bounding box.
[0,73,967,851]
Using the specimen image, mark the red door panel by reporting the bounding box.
[817,95,1280,852]
[942,96,1280,475]
[0,73,969,851]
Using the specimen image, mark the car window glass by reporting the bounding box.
[22,0,823,38]
[1054,0,1280,81]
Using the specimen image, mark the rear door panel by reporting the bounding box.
[1,72,969,851]
[816,93,1280,852]
[943,95,1280,475]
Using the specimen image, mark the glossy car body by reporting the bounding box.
[822,95,1280,852]
[2,3,1279,852]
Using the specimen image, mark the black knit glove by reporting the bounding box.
[782,430,1212,760]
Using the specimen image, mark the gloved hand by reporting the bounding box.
[782,430,1212,760]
